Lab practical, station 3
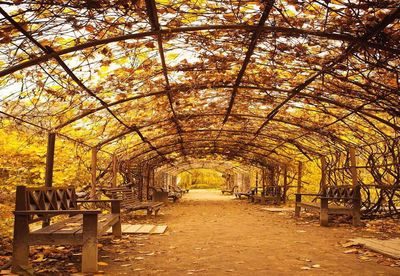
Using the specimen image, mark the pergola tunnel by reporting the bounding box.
[0,0,399,274]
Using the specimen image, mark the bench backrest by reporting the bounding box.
[103,187,139,208]
[15,185,78,223]
[263,186,282,196]
[324,185,360,204]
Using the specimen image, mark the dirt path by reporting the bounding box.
[101,189,399,275]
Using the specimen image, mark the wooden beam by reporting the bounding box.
[45,132,56,187]
[254,7,400,136]
[223,0,276,124]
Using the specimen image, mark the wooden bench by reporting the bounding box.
[221,185,238,195]
[250,186,283,204]
[12,185,121,274]
[168,186,183,202]
[295,185,361,226]
[102,187,164,216]
[235,187,256,200]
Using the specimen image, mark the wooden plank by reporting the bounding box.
[28,234,82,246]
[32,215,82,234]
[106,224,142,234]
[135,224,155,234]
[121,224,130,231]
[126,224,144,233]
[261,207,293,212]
[351,238,400,259]
[151,225,168,234]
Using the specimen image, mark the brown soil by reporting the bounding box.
[98,189,400,276]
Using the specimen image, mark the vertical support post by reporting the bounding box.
[283,166,288,204]
[321,156,327,194]
[82,213,98,273]
[45,132,56,187]
[138,166,143,201]
[146,166,151,200]
[349,146,361,226]
[111,201,121,237]
[111,154,118,188]
[255,171,258,193]
[91,147,98,199]
[295,161,303,217]
[319,156,329,226]
[11,186,30,273]
[320,197,329,226]
[261,168,266,204]
[297,161,302,194]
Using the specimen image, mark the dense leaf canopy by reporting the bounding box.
[0,0,399,170]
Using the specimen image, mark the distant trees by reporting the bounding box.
[178,169,225,189]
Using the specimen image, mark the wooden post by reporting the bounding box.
[11,186,30,273]
[255,171,258,193]
[349,146,361,226]
[111,154,118,188]
[111,201,122,237]
[297,161,302,194]
[295,161,303,217]
[138,166,143,201]
[45,132,56,187]
[320,197,329,226]
[146,166,151,200]
[91,147,98,199]
[321,156,327,194]
[82,213,98,273]
[261,168,266,204]
[283,166,288,203]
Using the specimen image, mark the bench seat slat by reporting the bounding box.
[31,215,82,235]
[31,214,119,236]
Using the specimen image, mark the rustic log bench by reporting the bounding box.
[102,187,164,216]
[12,185,121,274]
[250,186,283,204]
[295,185,361,226]
[221,185,238,195]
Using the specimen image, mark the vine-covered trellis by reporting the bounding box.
[325,138,400,218]
[0,0,398,213]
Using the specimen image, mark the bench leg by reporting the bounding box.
[352,204,361,226]
[320,198,329,227]
[112,220,122,238]
[111,201,122,237]
[294,194,301,217]
[82,214,98,273]
[147,209,153,217]
[11,215,30,273]
[155,208,160,217]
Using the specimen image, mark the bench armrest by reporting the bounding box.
[77,199,122,203]
[14,210,101,215]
